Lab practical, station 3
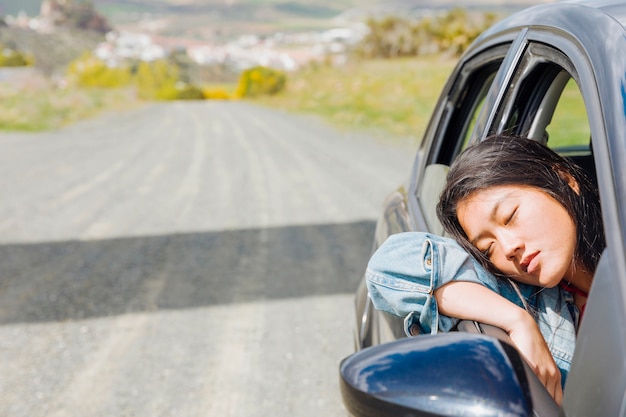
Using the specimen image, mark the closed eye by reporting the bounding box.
[481,243,493,258]
[505,207,518,225]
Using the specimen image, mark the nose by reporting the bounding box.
[499,230,523,261]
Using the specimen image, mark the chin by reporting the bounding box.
[537,275,562,288]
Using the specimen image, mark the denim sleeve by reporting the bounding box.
[365,232,502,335]
[365,233,442,335]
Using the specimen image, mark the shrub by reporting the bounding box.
[202,87,232,100]
[356,9,499,58]
[136,60,177,100]
[65,53,238,101]
[172,83,205,100]
[155,81,205,100]
[236,66,286,98]
[66,53,132,88]
[0,46,34,67]
[135,60,205,100]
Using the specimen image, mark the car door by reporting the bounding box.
[355,41,517,349]
[350,4,626,415]
[362,28,626,404]
[468,32,626,414]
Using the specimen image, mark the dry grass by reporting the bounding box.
[0,56,456,135]
[254,56,457,142]
[0,73,140,131]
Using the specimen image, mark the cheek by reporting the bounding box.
[544,208,577,254]
[488,252,515,275]
[563,223,578,259]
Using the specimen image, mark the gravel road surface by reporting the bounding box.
[0,101,417,417]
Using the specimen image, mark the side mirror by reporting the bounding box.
[340,333,533,417]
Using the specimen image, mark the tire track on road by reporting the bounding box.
[0,101,415,417]
[172,102,209,225]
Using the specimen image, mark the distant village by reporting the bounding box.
[1,0,542,75]
[92,26,368,72]
[2,0,372,73]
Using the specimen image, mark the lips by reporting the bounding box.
[520,252,539,274]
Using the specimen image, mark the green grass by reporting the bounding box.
[546,78,590,148]
[254,56,457,142]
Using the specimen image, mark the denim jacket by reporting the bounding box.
[365,232,579,383]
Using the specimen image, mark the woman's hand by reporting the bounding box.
[508,313,563,405]
[435,281,563,404]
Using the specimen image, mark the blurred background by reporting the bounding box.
[0,0,554,136]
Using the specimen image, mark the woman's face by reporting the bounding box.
[457,185,577,287]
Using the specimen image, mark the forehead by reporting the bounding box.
[460,185,531,208]
[457,186,532,243]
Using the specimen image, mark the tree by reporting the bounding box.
[355,9,499,59]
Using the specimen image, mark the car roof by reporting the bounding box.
[481,0,626,34]
[567,0,626,26]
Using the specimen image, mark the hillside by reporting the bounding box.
[0,0,554,43]
[94,0,379,42]
[95,0,553,42]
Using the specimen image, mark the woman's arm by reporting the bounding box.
[435,281,563,405]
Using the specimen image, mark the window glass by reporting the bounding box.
[419,54,503,234]
[435,60,502,165]
[546,76,596,185]
[462,92,489,149]
[545,77,590,149]
[496,43,591,153]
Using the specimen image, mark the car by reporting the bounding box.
[339,1,626,416]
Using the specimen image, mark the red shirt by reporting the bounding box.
[560,281,588,320]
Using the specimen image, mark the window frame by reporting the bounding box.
[492,43,589,149]
[408,45,510,234]
[426,45,512,167]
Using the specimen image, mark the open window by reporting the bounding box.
[495,43,596,184]
[417,46,508,234]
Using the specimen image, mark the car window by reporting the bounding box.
[495,43,595,181]
[417,47,506,234]
[461,84,491,149]
[417,42,597,235]
[546,78,590,149]
[434,61,501,165]
[540,73,596,183]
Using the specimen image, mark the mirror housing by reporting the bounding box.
[340,333,533,417]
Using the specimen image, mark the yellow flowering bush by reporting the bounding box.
[236,66,286,98]
[66,53,132,88]
[0,46,33,67]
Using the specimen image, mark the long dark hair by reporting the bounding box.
[436,135,605,278]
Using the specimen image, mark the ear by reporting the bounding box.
[567,175,580,195]
[556,169,580,195]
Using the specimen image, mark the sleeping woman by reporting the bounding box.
[365,135,604,404]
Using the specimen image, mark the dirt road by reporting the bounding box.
[0,101,416,416]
